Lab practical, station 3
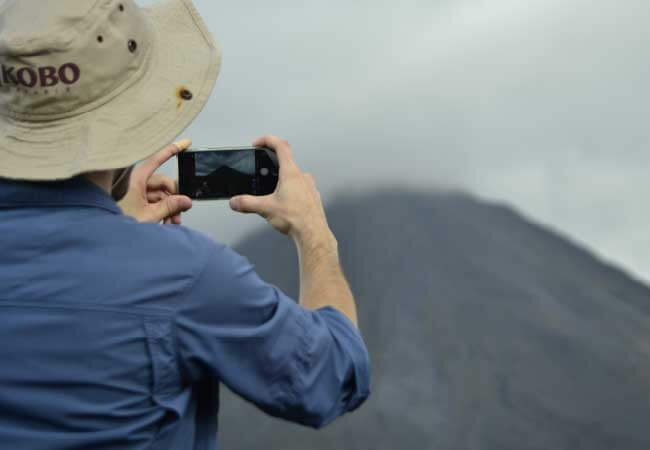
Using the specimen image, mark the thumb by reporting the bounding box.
[230,195,270,216]
[150,195,193,223]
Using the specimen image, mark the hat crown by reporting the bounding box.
[0,0,97,53]
[0,0,152,120]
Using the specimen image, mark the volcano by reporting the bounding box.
[217,189,650,450]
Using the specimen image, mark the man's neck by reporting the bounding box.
[83,170,114,195]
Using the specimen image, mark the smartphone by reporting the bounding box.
[178,147,279,200]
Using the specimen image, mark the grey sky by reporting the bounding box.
[141,0,650,282]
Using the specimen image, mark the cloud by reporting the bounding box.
[144,0,650,281]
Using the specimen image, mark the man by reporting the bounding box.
[0,1,370,449]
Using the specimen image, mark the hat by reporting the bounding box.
[0,0,221,180]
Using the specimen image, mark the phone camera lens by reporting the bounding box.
[260,168,270,176]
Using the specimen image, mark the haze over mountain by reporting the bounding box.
[150,0,650,282]
[217,189,650,450]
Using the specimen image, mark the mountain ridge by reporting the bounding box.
[217,188,650,450]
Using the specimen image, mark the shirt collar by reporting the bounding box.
[0,176,122,215]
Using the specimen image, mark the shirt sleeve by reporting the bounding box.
[174,241,371,428]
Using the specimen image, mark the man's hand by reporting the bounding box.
[230,135,358,326]
[118,140,193,224]
[229,135,333,245]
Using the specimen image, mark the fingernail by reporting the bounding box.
[174,139,192,151]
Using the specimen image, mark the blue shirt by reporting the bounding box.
[0,177,370,450]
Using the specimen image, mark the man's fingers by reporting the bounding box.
[230,195,272,217]
[304,173,316,185]
[140,139,192,180]
[148,195,192,223]
[163,215,181,226]
[147,174,177,195]
[252,135,297,171]
[147,192,166,203]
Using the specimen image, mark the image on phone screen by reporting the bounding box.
[178,148,279,200]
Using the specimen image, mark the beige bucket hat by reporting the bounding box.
[0,0,221,180]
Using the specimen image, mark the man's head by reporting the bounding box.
[0,0,220,183]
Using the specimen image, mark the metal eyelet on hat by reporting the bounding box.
[180,89,193,100]
[128,39,137,53]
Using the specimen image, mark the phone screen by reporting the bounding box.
[178,147,279,200]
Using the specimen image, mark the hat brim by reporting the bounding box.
[0,0,221,181]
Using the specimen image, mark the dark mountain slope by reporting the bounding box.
[218,189,650,450]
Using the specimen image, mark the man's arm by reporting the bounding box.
[294,231,358,327]
[175,136,370,428]
[230,135,360,328]
[175,236,370,428]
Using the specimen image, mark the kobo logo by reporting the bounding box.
[1,63,81,88]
